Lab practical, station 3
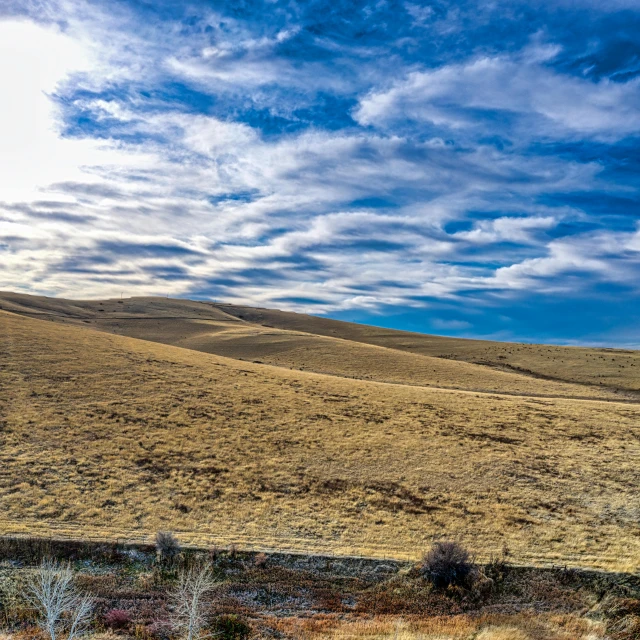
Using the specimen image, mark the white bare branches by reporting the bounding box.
[25,559,94,640]
[169,563,216,640]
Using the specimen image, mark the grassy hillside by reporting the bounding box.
[1,307,639,570]
[215,304,640,395]
[0,292,637,401]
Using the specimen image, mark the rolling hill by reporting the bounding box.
[0,291,637,400]
[0,292,639,570]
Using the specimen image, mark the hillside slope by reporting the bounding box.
[0,308,639,569]
[0,292,636,401]
[216,304,640,395]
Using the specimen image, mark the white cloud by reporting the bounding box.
[0,19,90,201]
[0,70,627,307]
[454,215,558,244]
[490,231,640,292]
[0,18,150,203]
[355,46,640,139]
[431,318,473,330]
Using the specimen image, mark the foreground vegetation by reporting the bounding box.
[1,309,639,569]
[0,536,639,640]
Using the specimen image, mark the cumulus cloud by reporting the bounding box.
[0,19,102,201]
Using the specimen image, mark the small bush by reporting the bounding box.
[254,552,267,568]
[484,551,510,587]
[104,609,131,630]
[421,541,473,589]
[155,532,181,562]
[211,615,250,640]
[145,619,173,640]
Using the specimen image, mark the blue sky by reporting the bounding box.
[1,0,639,346]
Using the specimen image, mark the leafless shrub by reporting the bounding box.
[421,541,473,589]
[25,559,94,640]
[169,563,216,640]
[155,532,181,563]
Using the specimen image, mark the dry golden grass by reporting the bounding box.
[1,308,640,570]
[0,292,635,401]
[280,614,606,640]
[94,319,631,401]
[216,303,640,395]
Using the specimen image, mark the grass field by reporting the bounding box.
[296,615,607,640]
[1,296,639,571]
[210,303,640,395]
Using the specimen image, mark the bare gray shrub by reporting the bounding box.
[169,563,216,640]
[25,559,94,640]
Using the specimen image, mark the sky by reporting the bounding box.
[1,0,639,347]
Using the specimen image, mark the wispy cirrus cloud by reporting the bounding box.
[355,44,640,140]
[1,0,640,344]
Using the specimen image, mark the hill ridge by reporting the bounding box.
[0,291,637,401]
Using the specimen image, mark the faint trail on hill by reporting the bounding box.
[0,516,635,572]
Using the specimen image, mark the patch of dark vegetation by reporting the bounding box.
[155,532,181,564]
[315,478,350,493]
[0,535,639,640]
[355,577,464,615]
[467,432,524,445]
[365,482,439,515]
[311,479,439,515]
[420,541,473,589]
[210,614,251,640]
[135,457,173,479]
[0,536,136,565]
